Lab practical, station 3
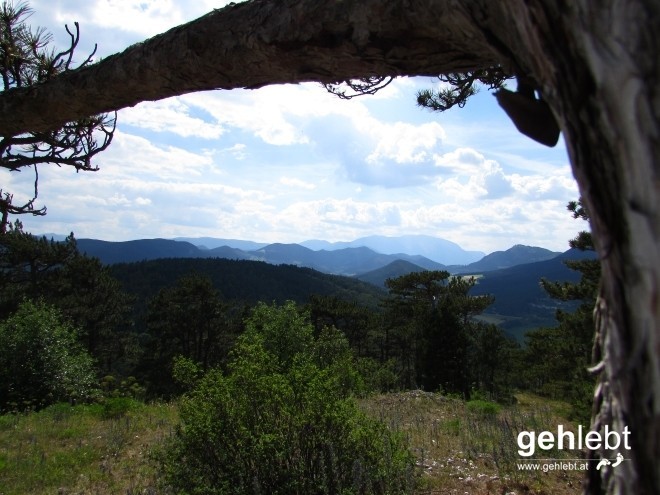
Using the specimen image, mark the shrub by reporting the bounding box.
[161,301,416,494]
[101,397,142,419]
[100,375,146,400]
[0,300,98,412]
[466,399,502,416]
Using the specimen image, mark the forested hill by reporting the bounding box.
[109,257,385,311]
[468,248,598,340]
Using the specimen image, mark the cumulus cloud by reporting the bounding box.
[510,173,578,199]
[180,85,450,188]
[223,143,247,160]
[20,2,580,252]
[98,131,215,179]
[119,99,225,139]
[182,88,315,146]
[366,121,445,164]
[279,199,402,235]
[434,147,486,174]
[279,177,317,190]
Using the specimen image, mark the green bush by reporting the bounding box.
[161,301,416,494]
[0,300,98,412]
[466,399,502,416]
[100,375,146,400]
[101,397,142,419]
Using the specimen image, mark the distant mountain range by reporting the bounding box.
[73,235,561,277]
[299,235,485,265]
[357,244,561,286]
[177,234,485,265]
[67,234,596,341]
[173,237,268,251]
[76,238,447,275]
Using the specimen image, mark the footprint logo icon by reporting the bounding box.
[596,454,624,470]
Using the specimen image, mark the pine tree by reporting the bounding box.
[0,1,115,229]
[524,199,599,422]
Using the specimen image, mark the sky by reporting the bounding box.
[10,0,586,254]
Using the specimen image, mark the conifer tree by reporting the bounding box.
[0,1,115,230]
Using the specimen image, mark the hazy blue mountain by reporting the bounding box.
[37,233,69,242]
[456,244,561,272]
[207,245,255,260]
[251,244,445,276]
[74,236,561,283]
[251,243,318,265]
[77,238,203,264]
[173,237,268,251]
[356,259,428,287]
[77,238,445,275]
[302,234,484,265]
[299,239,336,251]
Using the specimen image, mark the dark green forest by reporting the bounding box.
[0,201,597,417]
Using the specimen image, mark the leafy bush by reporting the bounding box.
[161,301,416,494]
[356,357,401,393]
[100,375,146,400]
[466,399,502,416]
[101,397,142,419]
[0,300,98,412]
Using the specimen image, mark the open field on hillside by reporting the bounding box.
[0,393,585,495]
[362,392,585,495]
[0,401,178,495]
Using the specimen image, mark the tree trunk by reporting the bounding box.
[471,3,659,493]
[1,1,657,492]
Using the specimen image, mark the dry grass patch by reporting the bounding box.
[1,391,588,495]
[360,391,586,495]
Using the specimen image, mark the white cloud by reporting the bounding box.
[278,199,402,236]
[99,130,215,179]
[279,177,317,190]
[182,89,314,146]
[510,173,578,199]
[434,147,486,174]
[119,99,225,139]
[366,121,445,164]
[19,2,581,252]
[223,143,247,160]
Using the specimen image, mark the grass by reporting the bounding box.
[360,391,587,495]
[0,392,586,495]
[0,400,177,495]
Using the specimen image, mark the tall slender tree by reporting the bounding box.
[524,200,600,421]
[383,270,495,395]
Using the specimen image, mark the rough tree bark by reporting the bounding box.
[1,1,658,493]
[0,0,498,135]
[465,4,659,494]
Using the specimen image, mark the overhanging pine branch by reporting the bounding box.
[0,0,497,136]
